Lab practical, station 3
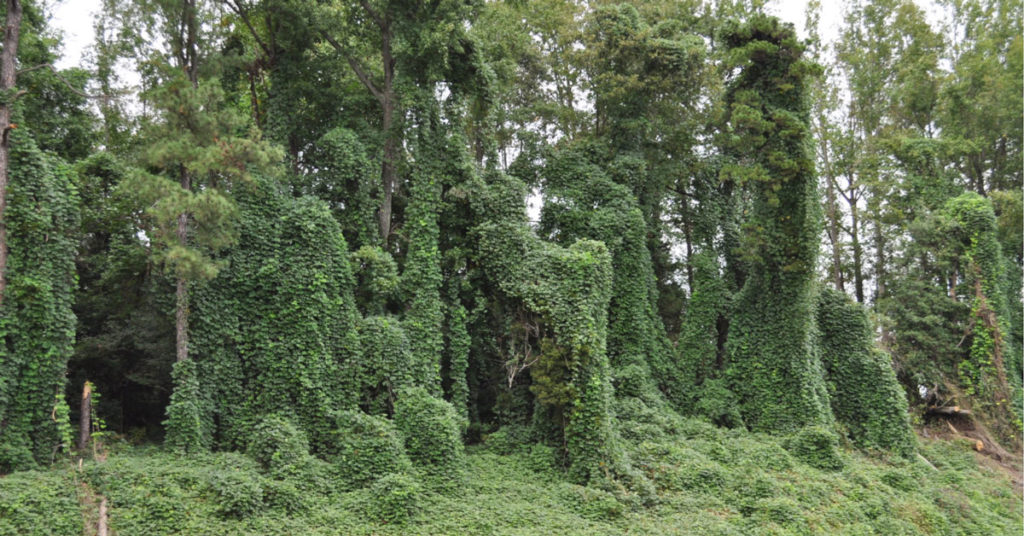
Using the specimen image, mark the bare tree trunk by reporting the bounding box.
[821,154,845,292]
[379,93,395,246]
[78,381,92,453]
[175,169,190,363]
[324,3,397,247]
[681,197,694,290]
[873,221,887,303]
[377,22,396,247]
[0,0,22,306]
[174,0,198,365]
[175,274,189,362]
[851,202,865,303]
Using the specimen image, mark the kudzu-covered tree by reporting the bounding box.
[401,99,446,397]
[476,168,620,483]
[943,192,1021,439]
[171,177,362,451]
[721,16,833,433]
[536,145,673,408]
[0,130,78,470]
[817,288,916,456]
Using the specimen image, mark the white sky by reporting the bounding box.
[50,0,100,70]
[49,0,846,70]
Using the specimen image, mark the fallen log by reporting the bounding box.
[926,405,972,417]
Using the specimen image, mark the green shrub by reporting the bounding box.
[0,439,35,474]
[245,414,310,472]
[785,426,844,471]
[208,470,265,519]
[693,379,744,429]
[394,387,465,480]
[524,443,561,474]
[483,424,533,455]
[364,472,421,524]
[327,410,411,489]
[559,484,624,521]
[261,478,307,513]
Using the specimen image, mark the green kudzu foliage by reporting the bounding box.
[210,469,265,519]
[167,176,362,452]
[445,285,472,425]
[301,127,379,248]
[365,472,422,524]
[401,103,446,398]
[2,422,1020,535]
[722,16,833,434]
[163,359,211,452]
[356,316,414,415]
[942,192,1021,438]
[478,211,629,483]
[676,252,733,414]
[537,144,674,409]
[245,414,310,473]
[0,129,79,471]
[394,387,465,485]
[350,246,399,317]
[783,426,844,471]
[327,410,412,490]
[817,288,916,457]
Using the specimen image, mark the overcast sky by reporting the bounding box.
[50,0,846,70]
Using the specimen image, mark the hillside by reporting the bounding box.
[2,421,1020,536]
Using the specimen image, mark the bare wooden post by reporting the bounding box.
[78,381,92,454]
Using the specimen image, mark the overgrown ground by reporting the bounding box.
[1,419,1020,536]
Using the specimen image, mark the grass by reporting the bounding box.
[0,418,1020,535]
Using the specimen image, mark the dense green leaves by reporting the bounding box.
[818,288,916,456]
[0,131,78,470]
[0,8,1019,535]
[722,16,832,433]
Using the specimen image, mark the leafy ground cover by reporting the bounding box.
[1,419,1019,536]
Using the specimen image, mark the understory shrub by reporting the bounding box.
[209,469,265,519]
[364,472,422,524]
[245,414,310,473]
[785,426,844,471]
[327,410,411,489]
[394,387,465,482]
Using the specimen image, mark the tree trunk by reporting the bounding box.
[681,196,694,290]
[174,0,198,365]
[175,169,190,363]
[377,23,396,247]
[0,0,22,306]
[78,381,92,453]
[175,272,189,362]
[379,96,395,246]
[873,220,887,303]
[851,202,865,303]
[821,154,845,292]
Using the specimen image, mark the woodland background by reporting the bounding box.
[0,0,1021,534]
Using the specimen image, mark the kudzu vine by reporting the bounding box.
[721,16,833,433]
[0,130,79,471]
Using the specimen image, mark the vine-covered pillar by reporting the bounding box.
[722,16,833,433]
[945,192,1021,439]
[0,131,78,470]
[402,101,445,397]
[817,288,916,456]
